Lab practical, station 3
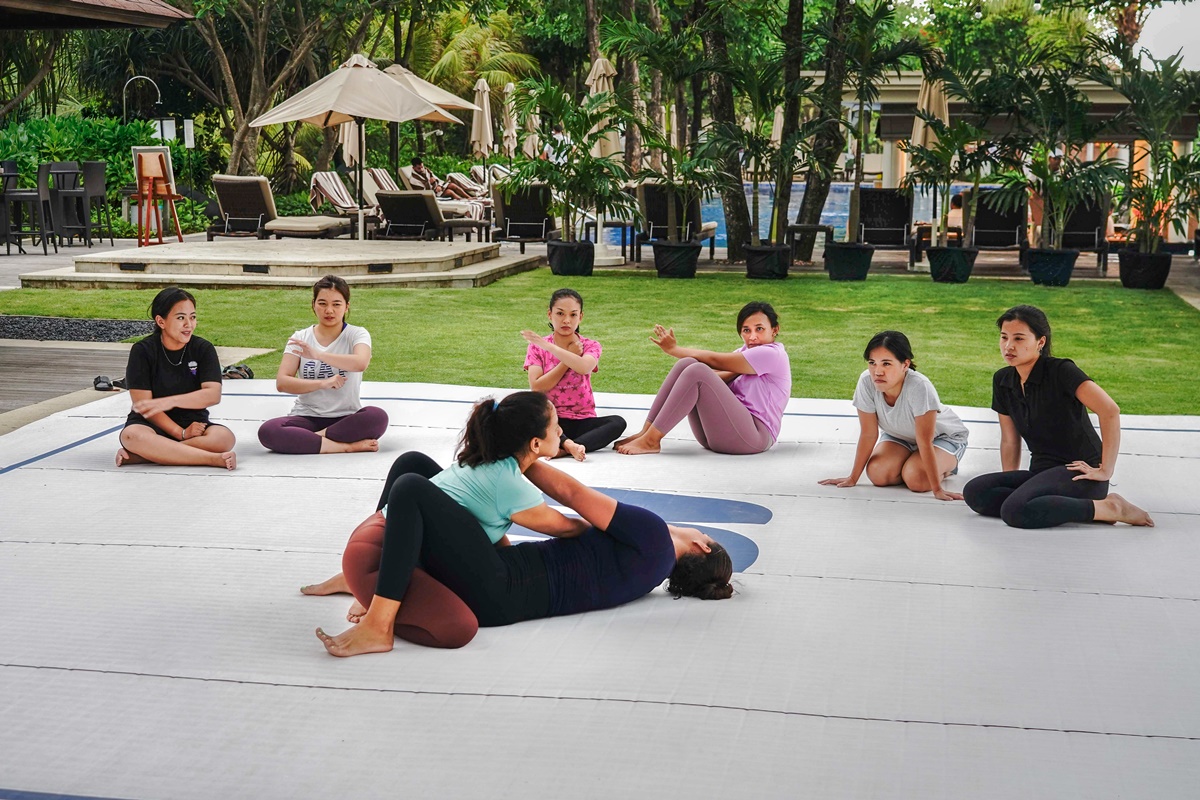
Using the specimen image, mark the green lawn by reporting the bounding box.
[2,271,1198,414]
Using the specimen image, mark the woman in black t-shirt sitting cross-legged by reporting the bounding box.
[115,287,237,470]
[963,305,1152,529]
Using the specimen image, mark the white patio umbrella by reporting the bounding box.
[500,82,519,160]
[910,76,951,241]
[250,53,460,238]
[382,64,481,113]
[338,120,361,166]
[584,56,621,159]
[521,93,541,159]
[469,78,494,159]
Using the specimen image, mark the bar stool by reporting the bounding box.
[57,161,114,247]
[4,163,58,256]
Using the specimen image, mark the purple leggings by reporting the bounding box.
[257,406,389,454]
[646,358,774,455]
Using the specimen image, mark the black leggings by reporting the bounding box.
[963,466,1108,529]
[374,452,550,627]
[559,415,627,452]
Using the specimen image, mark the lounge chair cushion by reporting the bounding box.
[264,216,350,234]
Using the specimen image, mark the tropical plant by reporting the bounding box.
[987,43,1124,250]
[632,131,726,244]
[900,114,995,247]
[1089,38,1200,254]
[838,0,938,244]
[505,76,637,243]
[709,55,825,246]
[427,11,540,101]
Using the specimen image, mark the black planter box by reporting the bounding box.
[651,240,702,278]
[824,242,874,281]
[1026,248,1079,286]
[547,239,595,277]
[744,243,791,280]
[928,246,978,283]
[1117,250,1172,290]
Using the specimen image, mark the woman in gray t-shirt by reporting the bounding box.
[820,331,968,501]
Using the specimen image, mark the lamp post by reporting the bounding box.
[123,75,162,123]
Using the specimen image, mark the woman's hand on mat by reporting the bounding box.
[181,421,208,440]
[818,476,858,488]
[132,396,176,418]
[650,325,679,355]
[933,488,963,501]
[1068,461,1111,482]
[321,374,347,390]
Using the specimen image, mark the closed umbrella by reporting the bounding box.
[521,94,541,159]
[469,78,494,159]
[910,76,951,240]
[501,82,519,160]
[339,120,361,166]
[584,56,620,159]
[251,54,459,238]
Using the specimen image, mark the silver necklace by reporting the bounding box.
[161,339,187,367]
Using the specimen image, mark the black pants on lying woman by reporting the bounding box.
[963,466,1109,529]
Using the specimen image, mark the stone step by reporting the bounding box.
[21,253,543,290]
[71,239,499,277]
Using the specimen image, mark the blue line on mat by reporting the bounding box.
[223,392,1200,433]
[0,424,122,476]
[0,790,131,800]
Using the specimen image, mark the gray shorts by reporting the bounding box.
[879,431,968,464]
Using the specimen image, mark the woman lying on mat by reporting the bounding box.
[115,287,237,470]
[963,305,1153,529]
[616,301,791,456]
[819,330,968,500]
[305,392,733,656]
[258,275,388,455]
[522,287,626,460]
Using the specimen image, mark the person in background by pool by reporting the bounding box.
[258,275,388,455]
[963,305,1154,529]
[615,301,791,456]
[946,193,964,230]
[115,287,236,470]
[522,288,626,461]
[819,331,968,501]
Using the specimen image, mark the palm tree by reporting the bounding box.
[426,11,538,101]
[839,0,937,244]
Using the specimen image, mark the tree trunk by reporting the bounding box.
[0,31,61,120]
[585,0,600,62]
[793,0,852,260]
[646,0,665,170]
[703,22,750,260]
[771,0,805,247]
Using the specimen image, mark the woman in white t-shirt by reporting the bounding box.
[258,275,388,454]
[820,330,968,500]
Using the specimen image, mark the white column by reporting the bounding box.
[882,140,901,189]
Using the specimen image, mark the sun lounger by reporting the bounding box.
[309,171,380,229]
[968,190,1030,258]
[1059,197,1110,272]
[208,175,351,240]
[857,188,915,265]
[398,165,486,220]
[634,183,717,262]
[375,190,489,242]
[490,182,559,253]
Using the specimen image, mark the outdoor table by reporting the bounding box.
[785,224,835,262]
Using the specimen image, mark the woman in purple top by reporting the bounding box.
[616,301,792,456]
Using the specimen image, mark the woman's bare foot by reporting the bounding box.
[301,572,350,596]
[346,600,367,623]
[320,438,380,454]
[206,451,237,470]
[1095,493,1155,527]
[616,436,661,455]
[316,625,393,657]
[613,423,651,449]
[114,448,148,467]
[563,440,586,461]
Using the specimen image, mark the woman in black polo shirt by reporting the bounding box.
[963,305,1153,529]
[115,287,237,470]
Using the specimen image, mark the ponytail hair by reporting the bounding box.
[149,287,196,332]
[456,391,554,468]
[863,330,918,372]
[666,542,734,600]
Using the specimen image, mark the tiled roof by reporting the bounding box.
[0,0,193,29]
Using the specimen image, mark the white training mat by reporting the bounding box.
[2,381,1198,799]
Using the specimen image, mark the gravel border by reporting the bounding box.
[0,315,155,343]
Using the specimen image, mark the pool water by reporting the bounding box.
[600,182,940,247]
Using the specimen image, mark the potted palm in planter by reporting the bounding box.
[825,0,936,280]
[506,76,639,276]
[989,44,1123,286]
[901,112,993,282]
[1091,41,1200,290]
[711,57,825,279]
